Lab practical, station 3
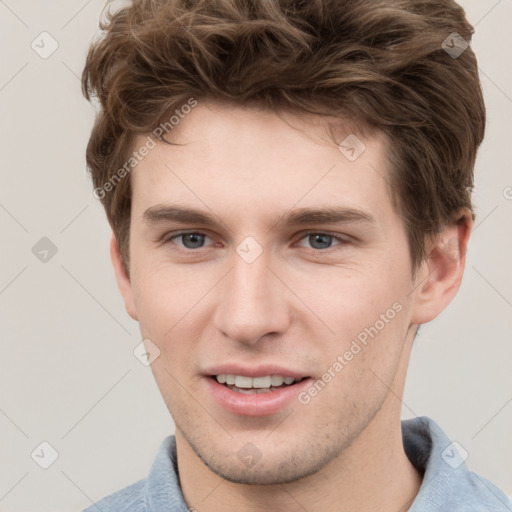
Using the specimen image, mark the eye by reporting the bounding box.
[162,230,349,253]
[166,231,212,250]
[296,232,348,251]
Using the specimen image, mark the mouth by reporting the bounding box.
[203,365,313,415]
[211,374,310,394]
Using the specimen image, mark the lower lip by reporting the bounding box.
[204,376,312,416]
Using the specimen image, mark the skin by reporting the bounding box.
[111,99,472,511]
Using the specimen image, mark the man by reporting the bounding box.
[81,0,510,510]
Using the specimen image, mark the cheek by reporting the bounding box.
[129,260,223,368]
[130,257,202,327]
[302,264,406,337]
[300,261,412,388]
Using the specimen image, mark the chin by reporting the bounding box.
[200,450,330,486]
[181,423,351,486]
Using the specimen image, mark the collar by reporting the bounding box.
[143,416,510,511]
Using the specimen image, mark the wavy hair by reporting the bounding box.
[82,0,485,273]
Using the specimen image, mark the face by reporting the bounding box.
[115,101,432,485]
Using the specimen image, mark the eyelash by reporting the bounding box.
[161,230,350,253]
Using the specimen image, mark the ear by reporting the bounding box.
[410,212,473,325]
[110,233,138,321]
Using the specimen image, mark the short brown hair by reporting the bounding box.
[82,0,485,274]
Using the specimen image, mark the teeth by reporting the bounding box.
[253,376,272,388]
[234,376,253,388]
[215,374,300,388]
[271,375,284,386]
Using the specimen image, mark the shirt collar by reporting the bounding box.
[144,417,510,511]
[403,416,510,511]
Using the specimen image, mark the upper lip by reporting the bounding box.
[204,364,310,379]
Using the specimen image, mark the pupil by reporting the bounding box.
[310,234,332,249]
[183,233,204,249]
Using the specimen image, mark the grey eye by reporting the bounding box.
[176,233,207,249]
[297,233,341,250]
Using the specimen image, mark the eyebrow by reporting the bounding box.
[143,204,375,231]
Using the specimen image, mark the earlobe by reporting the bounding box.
[110,233,138,321]
[410,214,472,325]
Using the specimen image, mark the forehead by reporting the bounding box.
[129,102,396,229]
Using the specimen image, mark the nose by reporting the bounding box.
[212,248,291,346]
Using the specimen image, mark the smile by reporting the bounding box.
[214,374,306,393]
[205,374,312,416]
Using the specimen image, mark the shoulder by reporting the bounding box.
[82,435,190,512]
[403,416,512,512]
[462,472,512,511]
[82,478,147,512]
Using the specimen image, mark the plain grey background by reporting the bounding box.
[0,1,511,510]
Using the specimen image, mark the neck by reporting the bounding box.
[176,403,422,512]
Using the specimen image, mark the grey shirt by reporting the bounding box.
[84,416,511,511]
